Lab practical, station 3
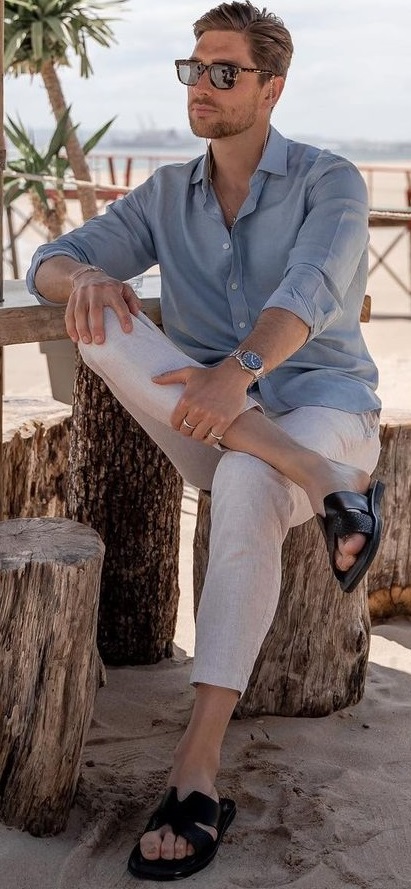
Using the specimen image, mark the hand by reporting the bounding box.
[65,269,141,345]
[153,362,250,444]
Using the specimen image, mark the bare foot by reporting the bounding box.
[139,764,218,863]
[306,460,370,517]
[304,459,371,575]
[334,530,368,572]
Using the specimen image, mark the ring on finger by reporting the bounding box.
[208,430,224,442]
[182,418,196,430]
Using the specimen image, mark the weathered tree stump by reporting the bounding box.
[367,413,411,619]
[193,413,411,716]
[67,353,184,665]
[0,518,105,836]
[2,404,71,519]
[193,491,370,717]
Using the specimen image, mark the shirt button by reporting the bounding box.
[231,282,238,290]
[223,242,230,250]
[239,322,246,329]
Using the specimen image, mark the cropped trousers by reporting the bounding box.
[80,309,381,693]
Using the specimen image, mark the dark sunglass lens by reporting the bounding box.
[212,64,237,89]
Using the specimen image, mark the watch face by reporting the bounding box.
[242,351,263,371]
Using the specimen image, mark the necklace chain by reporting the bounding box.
[208,152,237,227]
[206,124,271,229]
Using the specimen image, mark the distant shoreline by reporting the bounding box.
[6,126,411,164]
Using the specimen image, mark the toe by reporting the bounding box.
[139,829,163,861]
[161,829,179,860]
[174,835,193,859]
[335,532,366,571]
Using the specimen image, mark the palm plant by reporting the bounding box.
[4,110,114,239]
[4,0,126,221]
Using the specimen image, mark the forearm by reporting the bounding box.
[226,306,309,375]
[34,256,101,304]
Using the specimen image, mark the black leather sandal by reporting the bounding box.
[128,786,236,881]
[317,479,385,593]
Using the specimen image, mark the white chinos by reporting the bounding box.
[80,309,381,694]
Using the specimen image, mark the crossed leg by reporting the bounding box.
[80,310,381,875]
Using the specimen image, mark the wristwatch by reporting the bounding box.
[229,348,265,383]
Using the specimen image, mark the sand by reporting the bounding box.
[1,164,411,888]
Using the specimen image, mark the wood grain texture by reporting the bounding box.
[67,353,183,665]
[0,518,105,835]
[193,491,370,718]
[368,415,411,620]
[2,412,71,518]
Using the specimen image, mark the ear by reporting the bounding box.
[265,75,285,109]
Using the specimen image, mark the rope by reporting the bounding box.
[3,168,132,195]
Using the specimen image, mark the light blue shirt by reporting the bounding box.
[27,127,380,413]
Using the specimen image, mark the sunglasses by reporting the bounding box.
[175,59,275,90]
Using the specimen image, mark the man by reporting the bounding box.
[27,1,384,880]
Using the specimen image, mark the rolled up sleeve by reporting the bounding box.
[262,158,369,338]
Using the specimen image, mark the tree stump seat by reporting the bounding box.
[193,412,410,718]
[0,517,105,837]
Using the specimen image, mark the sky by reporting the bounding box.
[3,0,411,144]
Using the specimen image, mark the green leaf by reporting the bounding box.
[45,107,72,160]
[4,32,25,70]
[44,15,69,45]
[82,117,115,155]
[31,19,44,60]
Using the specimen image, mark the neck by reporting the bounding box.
[208,122,270,186]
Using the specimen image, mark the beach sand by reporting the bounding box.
[1,165,411,888]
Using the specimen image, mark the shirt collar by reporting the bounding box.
[190,126,288,191]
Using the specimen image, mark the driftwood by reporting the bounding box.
[0,518,105,836]
[193,491,370,718]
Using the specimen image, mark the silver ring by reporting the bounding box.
[182,418,196,430]
[209,430,223,442]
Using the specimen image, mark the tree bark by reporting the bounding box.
[3,408,71,518]
[367,413,411,619]
[66,352,184,665]
[40,59,98,220]
[0,517,105,836]
[193,490,370,718]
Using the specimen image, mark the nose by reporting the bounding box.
[191,66,213,92]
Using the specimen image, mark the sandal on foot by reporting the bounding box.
[127,786,236,881]
[317,479,385,594]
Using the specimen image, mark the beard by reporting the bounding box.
[188,100,259,139]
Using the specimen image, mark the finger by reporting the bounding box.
[152,368,191,385]
[171,392,197,430]
[122,284,142,317]
[64,298,80,343]
[179,417,198,436]
[206,428,225,445]
[70,298,94,345]
[87,302,107,345]
[191,419,216,441]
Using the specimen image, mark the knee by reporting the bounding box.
[212,451,291,500]
[210,452,293,538]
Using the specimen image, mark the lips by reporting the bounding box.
[189,103,218,114]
